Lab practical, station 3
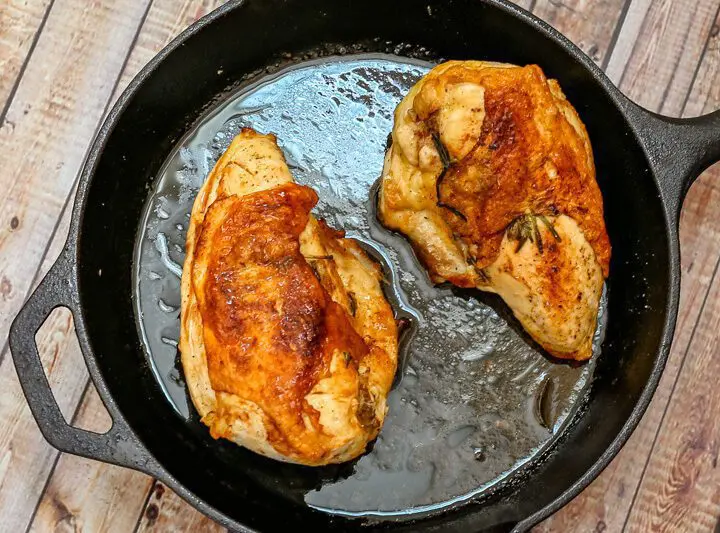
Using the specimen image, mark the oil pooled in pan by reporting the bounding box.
[133,55,606,515]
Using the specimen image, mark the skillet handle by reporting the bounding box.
[9,247,158,474]
[626,105,720,219]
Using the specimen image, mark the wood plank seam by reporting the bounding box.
[676,4,720,117]
[0,0,56,126]
[620,254,720,533]
[133,481,159,533]
[22,379,92,533]
[615,4,653,90]
[7,0,158,519]
[0,190,73,371]
[600,0,634,71]
[0,0,155,371]
[657,15,698,111]
[659,2,720,115]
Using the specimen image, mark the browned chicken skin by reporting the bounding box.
[181,129,398,465]
[379,61,611,361]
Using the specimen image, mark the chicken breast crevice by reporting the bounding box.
[180,128,398,465]
[379,61,611,361]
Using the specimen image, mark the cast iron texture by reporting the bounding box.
[9,0,720,531]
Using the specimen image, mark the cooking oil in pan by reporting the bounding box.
[134,55,606,515]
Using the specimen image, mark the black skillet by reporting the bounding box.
[9,0,720,531]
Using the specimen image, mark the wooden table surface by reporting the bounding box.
[1,0,719,531]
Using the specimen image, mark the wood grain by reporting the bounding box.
[29,386,154,533]
[0,307,88,532]
[683,9,720,118]
[603,0,653,83]
[0,0,151,354]
[532,0,629,66]
[0,0,52,114]
[621,7,720,529]
[618,0,720,113]
[0,0,152,529]
[512,0,535,10]
[136,482,226,533]
[624,246,720,530]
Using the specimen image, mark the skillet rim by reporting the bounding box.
[65,0,681,530]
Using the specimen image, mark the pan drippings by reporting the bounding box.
[134,56,605,515]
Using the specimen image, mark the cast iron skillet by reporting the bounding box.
[9,0,720,531]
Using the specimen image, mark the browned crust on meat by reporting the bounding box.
[414,63,610,277]
[192,183,374,459]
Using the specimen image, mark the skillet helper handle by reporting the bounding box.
[630,106,720,218]
[9,248,157,474]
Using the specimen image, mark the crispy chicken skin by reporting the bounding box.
[379,61,611,361]
[180,128,398,465]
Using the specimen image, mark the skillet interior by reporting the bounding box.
[76,0,671,530]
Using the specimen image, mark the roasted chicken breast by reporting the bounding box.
[379,61,611,361]
[180,128,398,465]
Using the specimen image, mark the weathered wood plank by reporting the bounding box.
[0,309,88,532]
[0,0,152,355]
[136,481,226,533]
[16,1,231,531]
[536,1,720,530]
[603,0,653,84]
[618,0,719,113]
[0,0,53,114]
[624,243,720,532]
[532,0,629,66]
[510,0,535,11]
[29,386,154,533]
[683,11,720,118]
[0,0,152,529]
[621,7,720,529]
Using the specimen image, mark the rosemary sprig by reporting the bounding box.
[309,262,322,281]
[507,214,534,253]
[432,132,468,222]
[507,214,561,254]
[538,215,562,242]
[466,256,490,283]
[305,255,333,261]
[432,132,452,169]
[475,267,490,284]
[533,216,543,254]
[433,132,451,202]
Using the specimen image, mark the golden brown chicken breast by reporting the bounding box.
[180,128,398,465]
[379,61,611,361]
